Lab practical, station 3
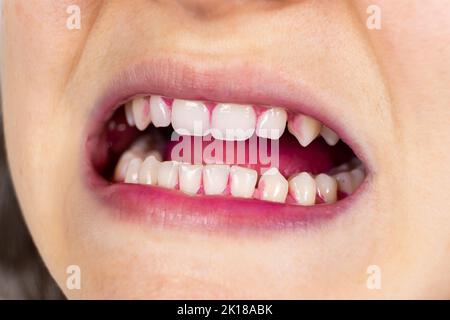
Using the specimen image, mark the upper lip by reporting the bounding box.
[84,56,371,231]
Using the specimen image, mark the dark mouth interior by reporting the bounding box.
[92,104,357,184]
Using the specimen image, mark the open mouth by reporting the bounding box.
[86,62,369,230]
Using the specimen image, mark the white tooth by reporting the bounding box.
[125,102,135,126]
[132,97,151,131]
[350,167,365,190]
[138,155,161,185]
[157,161,179,189]
[334,172,354,195]
[289,172,316,206]
[114,151,139,182]
[258,168,288,203]
[149,95,171,127]
[179,164,202,195]
[229,166,257,198]
[320,125,340,146]
[315,173,338,204]
[145,150,163,162]
[256,107,287,140]
[288,114,321,147]
[211,103,256,141]
[172,99,210,136]
[203,165,230,195]
[124,158,142,184]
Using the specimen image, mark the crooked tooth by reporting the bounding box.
[132,97,151,131]
[124,158,142,184]
[258,168,288,203]
[125,101,135,126]
[315,173,338,204]
[157,161,179,189]
[334,171,354,195]
[350,167,365,190]
[203,165,230,195]
[172,99,209,136]
[211,103,256,141]
[288,114,321,147]
[150,95,171,127]
[138,155,161,185]
[230,166,257,198]
[320,125,340,146]
[114,151,139,182]
[179,164,202,195]
[289,172,316,206]
[256,107,287,140]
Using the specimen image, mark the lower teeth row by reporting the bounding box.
[114,150,365,206]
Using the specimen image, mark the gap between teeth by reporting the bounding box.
[125,95,340,146]
[116,151,365,206]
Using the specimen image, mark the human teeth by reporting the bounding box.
[138,155,161,185]
[125,102,135,126]
[256,107,287,140]
[211,103,256,141]
[289,172,316,206]
[124,158,142,184]
[114,151,139,182]
[132,97,151,131]
[203,165,230,195]
[230,166,257,198]
[334,172,354,195]
[258,168,288,203]
[150,95,171,127]
[315,173,338,204]
[350,167,365,190]
[172,99,210,136]
[288,114,322,147]
[157,161,179,189]
[320,125,340,146]
[179,164,202,195]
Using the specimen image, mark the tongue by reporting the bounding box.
[165,133,352,177]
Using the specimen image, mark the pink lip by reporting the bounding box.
[84,57,371,232]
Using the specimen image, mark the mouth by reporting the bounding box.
[85,60,370,231]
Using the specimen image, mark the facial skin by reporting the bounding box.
[1,0,449,299]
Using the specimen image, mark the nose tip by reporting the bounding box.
[175,0,246,18]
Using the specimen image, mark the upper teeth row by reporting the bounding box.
[115,149,365,205]
[124,95,340,147]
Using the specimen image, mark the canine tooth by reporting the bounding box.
[114,151,138,182]
[150,95,171,127]
[125,102,135,126]
[138,155,161,185]
[124,158,142,184]
[132,97,151,131]
[157,161,179,189]
[230,166,257,198]
[289,172,316,206]
[350,168,365,190]
[258,168,288,203]
[203,165,230,195]
[256,107,287,140]
[315,173,338,204]
[320,125,339,146]
[334,172,354,195]
[288,114,321,147]
[172,99,210,136]
[211,103,256,141]
[179,164,202,195]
